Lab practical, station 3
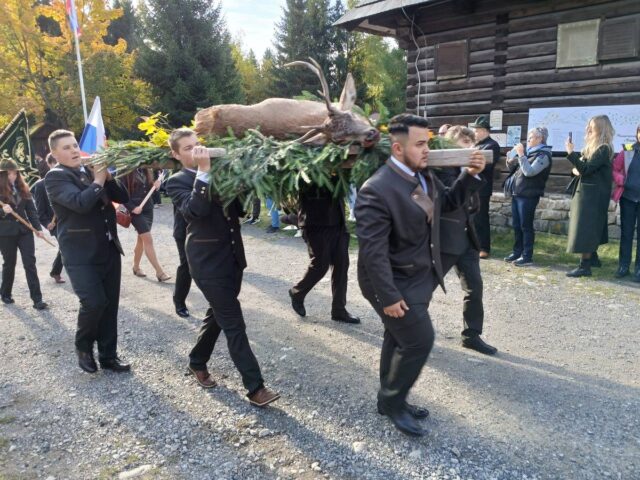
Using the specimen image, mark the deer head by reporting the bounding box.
[285,59,380,148]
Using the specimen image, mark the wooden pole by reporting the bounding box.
[137,171,165,211]
[0,200,57,248]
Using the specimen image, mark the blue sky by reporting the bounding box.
[223,0,287,59]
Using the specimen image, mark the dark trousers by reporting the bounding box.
[51,250,63,277]
[370,297,435,412]
[473,195,492,252]
[442,248,484,338]
[619,196,640,269]
[291,227,349,314]
[0,233,42,302]
[511,196,540,261]
[190,270,264,394]
[65,243,121,360]
[251,197,261,219]
[173,237,192,308]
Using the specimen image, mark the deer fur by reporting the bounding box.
[194,59,379,147]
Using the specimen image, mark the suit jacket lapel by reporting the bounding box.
[386,159,434,223]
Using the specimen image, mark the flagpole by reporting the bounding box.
[72,27,88,125]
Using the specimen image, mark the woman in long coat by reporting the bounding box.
[565,115,614,277]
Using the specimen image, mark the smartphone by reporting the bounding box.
[568,131,572,142]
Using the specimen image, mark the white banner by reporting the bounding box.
[528,105,640,152]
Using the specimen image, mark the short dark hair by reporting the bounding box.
[388,114,429,136]
[48,129,75,150]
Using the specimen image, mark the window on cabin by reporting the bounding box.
[556,19,600,68]
[435,40,468,80]
[598,16,639,61]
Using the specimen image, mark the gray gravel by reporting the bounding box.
[0,203,638,479]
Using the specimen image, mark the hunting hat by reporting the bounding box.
[470,115,491,130]
[0,159,22,172]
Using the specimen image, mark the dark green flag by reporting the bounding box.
[0,110,37,184]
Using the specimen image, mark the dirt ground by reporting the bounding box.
[0,203,638,479]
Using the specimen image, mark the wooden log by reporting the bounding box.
[427,149,494,167]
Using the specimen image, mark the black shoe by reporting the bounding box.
[633,269,640,283]
[513,257,533,267]
[265,225,279,233]
[76,350,97,373]
[331,311,361,324]
[614,266,630,278]
[378,401,429,420]
[241,216,254,224]
[462,336,497,355]
[504,252,520,263]
[590,252,602,268]
[385,408,426,437]
[1,296,15,304]
[175,305,190,318]
[33,301,48,310]
[288,289,306,317]
[566,260,591,278]
[100,357,131,372]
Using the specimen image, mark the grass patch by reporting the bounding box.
[0,437,9,448]
[490,230,622,279]
[0,417,15,425]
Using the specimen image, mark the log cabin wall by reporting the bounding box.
[397,0,640,193]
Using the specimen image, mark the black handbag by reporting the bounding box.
[564,175,579,197]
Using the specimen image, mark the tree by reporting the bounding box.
[230,39,262,104]
[135,0,242,126]
[272,0,339,99]
[104,0,139,52]
[0,0,151,137]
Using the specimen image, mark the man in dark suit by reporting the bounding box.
[434,127,497,356]
[31,154,65,284]
[470,115,500,259]
[44,130,131,374]
[165,128,279,408]
[164,165,193,319]
[355,114,485,436]
[288,182,359,324]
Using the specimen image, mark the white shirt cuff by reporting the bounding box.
[196,170,210,184]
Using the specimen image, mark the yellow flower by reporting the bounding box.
[150,129,170,147]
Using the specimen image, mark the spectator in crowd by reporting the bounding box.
[565,115,614,277]
[438,124,451,136]
[611,124,640,281]
[30,153,65,283]
[242,197,261,225]
[470,115,499,259]
[503,127,553,266]
[124,168,171,282]
[265,197,280,233]
[0,159,48,310]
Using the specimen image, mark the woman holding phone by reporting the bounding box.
[564,115,614,277]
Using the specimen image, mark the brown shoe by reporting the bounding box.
[248,387,280,408]
[50,273,65,284]
[479,250,490,259]
[188,366,217,388]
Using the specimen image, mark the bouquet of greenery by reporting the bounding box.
[90,112,454,211]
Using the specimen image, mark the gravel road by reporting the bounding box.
[1,204,638,480]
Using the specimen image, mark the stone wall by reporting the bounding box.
[489,193,621,240]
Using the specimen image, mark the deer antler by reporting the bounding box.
[285,58,337,114]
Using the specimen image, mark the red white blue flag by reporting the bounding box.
[79,97,106,155]
[66,0,81,36]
